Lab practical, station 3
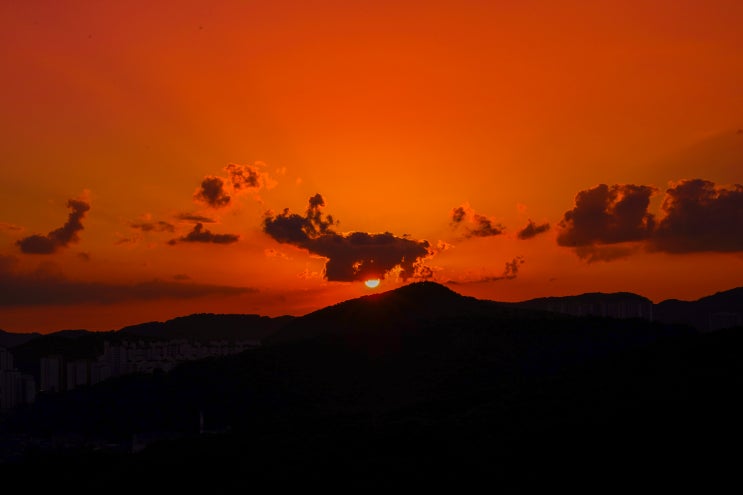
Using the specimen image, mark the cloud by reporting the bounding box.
[558,179,743,261]
[225,163,276,191]
[168,223,240,245]
[517,220,550,240]
[130,220,175,233]
[0,255,255,307]
[501,256,524,279]
[651,179,743,253]
[175,213,216,223]
[0,222,22,232]
[263,194,432,282]
[573,245,638,263]
[450,203,505,238]
[16,199,91,254]
[444,256,525,284]
[194,176,231,208]
[557,184,656,248]
[193,163,276,209]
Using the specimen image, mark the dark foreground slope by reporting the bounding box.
[2,283,739,492]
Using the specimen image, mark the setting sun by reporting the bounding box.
[364,279,381,289]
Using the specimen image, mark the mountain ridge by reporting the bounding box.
[1,282,740,343]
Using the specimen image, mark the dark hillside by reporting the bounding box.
[655,286,743,331]
[0,283,734,492]
[117,312,294,342]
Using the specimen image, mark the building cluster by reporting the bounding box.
[541,299,654,321]
[40,338,259,394]
[2,338,258,412]
[0,347,36,412]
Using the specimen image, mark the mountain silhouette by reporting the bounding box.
[0,329,40,348]
[117,313,294,342]
[0,281,739,491]
[511,286,743,331]
[263,281,554,346]
[513,291,653,314]
[655,286,743,331]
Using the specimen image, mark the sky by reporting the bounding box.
[1,0,742,334]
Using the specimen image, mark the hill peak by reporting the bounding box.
[262,280,502,346]
[392,280,460,296]
[373,280,464,303]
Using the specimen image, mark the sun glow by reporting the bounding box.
[364,279,380,288]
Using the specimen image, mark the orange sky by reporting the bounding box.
[1,0,742,333]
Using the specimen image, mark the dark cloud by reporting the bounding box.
[0,255,255,307]
[263,193,336,244]
[193,163,275,209]
[557,184,656,248]
[558,179,743,261]
[502,256,524,279]
[573,245,637,263]
[226,163,262,190]
[651,179,743,253]
[517,220,551,240]
[175,213,216,223]
[16,199,91,254]
[450,203,505,238]
[130,220,175,233]
[168,223,239,245]
[263,194,432,282]
[451,206,467,224]
[194,176,231,208]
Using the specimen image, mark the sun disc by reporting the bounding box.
[364,278,380,288]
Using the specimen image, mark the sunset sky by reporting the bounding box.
[2,0,742,333]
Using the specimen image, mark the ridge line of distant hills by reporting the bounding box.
[2,283,741,348]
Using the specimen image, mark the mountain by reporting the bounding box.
[511,291,654,320]
[263,281,559,346]
[655,286,743,331]
[6,313,295,383]
[0,329,41,349]
[0,281,735,491]
[511,286,743,331]
[117,313,295,342]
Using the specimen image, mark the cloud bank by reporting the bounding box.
[557,179,743,260]
[557,184,656,248]
[0,255,255,306]
[651,179,743,253]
